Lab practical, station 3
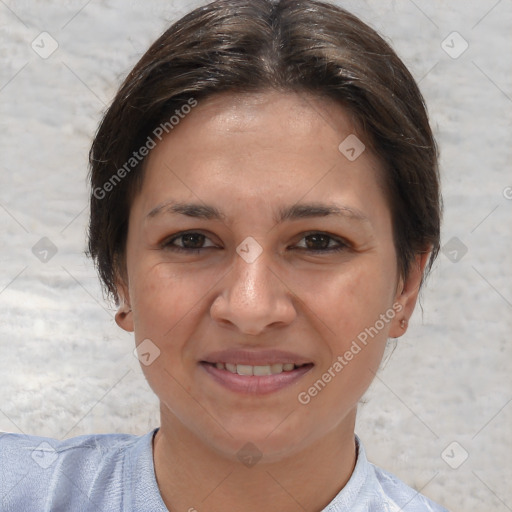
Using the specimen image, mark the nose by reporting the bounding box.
[210,247,297,335]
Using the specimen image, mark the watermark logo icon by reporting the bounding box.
[32,237,58,263]
[236,237,263,264]
[133,338,161,366]
[237,442,262,468]
[338,134,365,161]
[441,32,469,59]
[441,441,469,469]
[31,442,58,469]
[31,32,59,59]
[441,236,468,263]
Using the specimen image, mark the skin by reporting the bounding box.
[115,91,429,512]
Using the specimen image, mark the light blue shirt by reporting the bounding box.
[0,428,448,511]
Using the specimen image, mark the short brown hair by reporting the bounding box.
[87,0,441,305]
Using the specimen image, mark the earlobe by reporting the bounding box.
[389,251,431,338]
[115,300,134,332]
[114,282,134,333]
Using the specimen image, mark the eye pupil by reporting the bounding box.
[305,234,330,250]
[182,233,205,248]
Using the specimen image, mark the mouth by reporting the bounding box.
[199,352,314,395]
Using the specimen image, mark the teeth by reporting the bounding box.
[271,364,284,374]
[253,365,272,376]
[214,363,299,375]
[236,364,253,376]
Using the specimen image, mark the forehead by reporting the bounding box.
[169,91,360,149]
[134,91,388,223]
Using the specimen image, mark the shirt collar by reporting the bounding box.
[129,429,369,512]
[320,434,371,511]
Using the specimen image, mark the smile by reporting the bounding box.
[200,360,314,394]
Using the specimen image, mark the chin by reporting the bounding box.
[204,410,322,464]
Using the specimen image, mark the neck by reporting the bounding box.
[153,408,357,512]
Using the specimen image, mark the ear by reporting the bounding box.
[388,250,431,338]
[114,277,134,333]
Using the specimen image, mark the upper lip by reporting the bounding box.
[201,349,313,366]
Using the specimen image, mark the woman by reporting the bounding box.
[0,0,448,510]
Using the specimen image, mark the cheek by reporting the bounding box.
[298,266,394,412]
[129,261,198,339]
[289,257,396,334]
[129,264,203,396]
[130,251,396,339]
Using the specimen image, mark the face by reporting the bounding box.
[116,91,426,461]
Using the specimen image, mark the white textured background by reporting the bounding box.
[1,1,511,511]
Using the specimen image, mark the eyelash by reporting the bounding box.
[161,231,350,254]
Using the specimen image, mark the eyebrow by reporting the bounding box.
[146,200,371,225]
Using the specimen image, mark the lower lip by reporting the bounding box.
[200,363,313,395]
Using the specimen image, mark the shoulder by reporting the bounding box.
[368,461,449,512]
[0,429,152,512]
[0,429,137,470]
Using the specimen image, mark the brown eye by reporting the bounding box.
[295,232,348,253]
[178,233,206,249]
[162,231,216,252]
